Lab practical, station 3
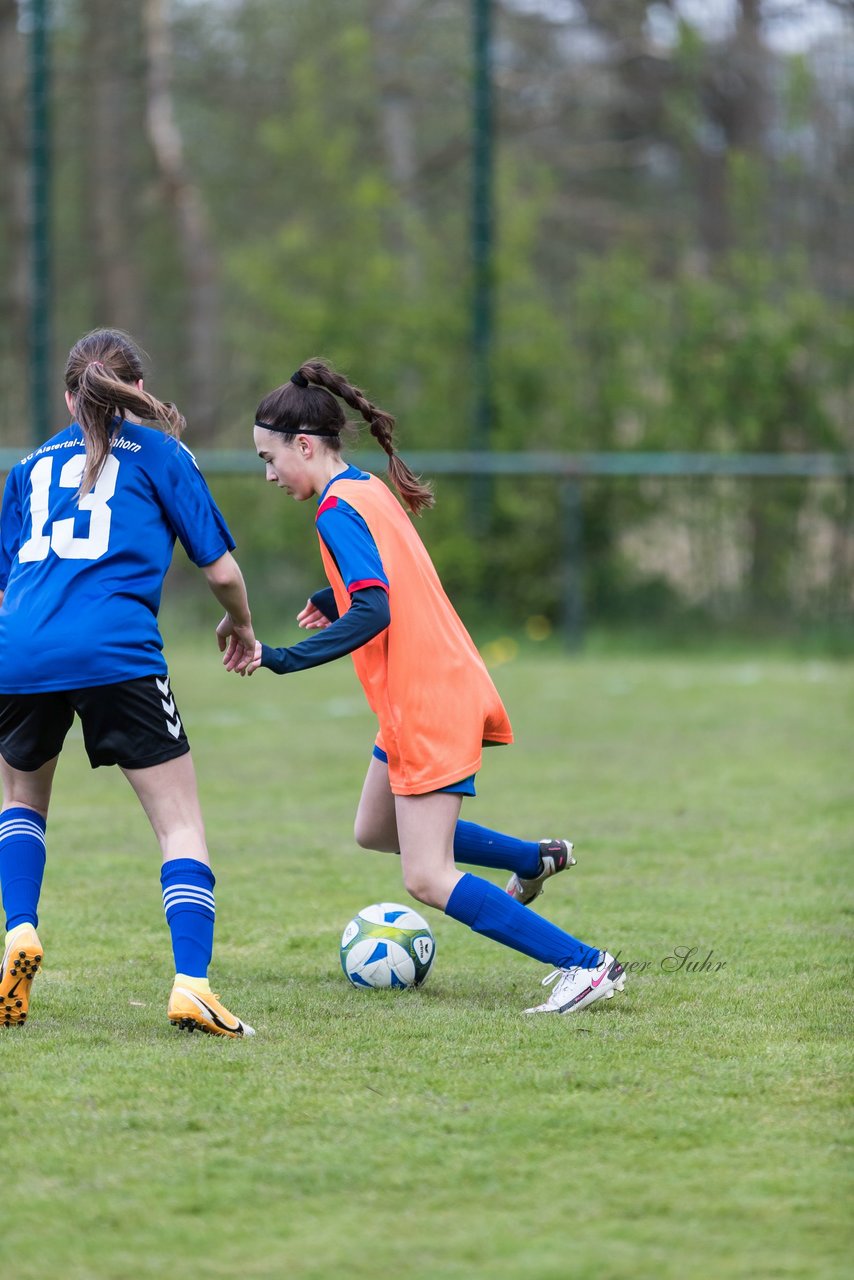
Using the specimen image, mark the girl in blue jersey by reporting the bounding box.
[225,360,626,1016]
[0,329,255,1037]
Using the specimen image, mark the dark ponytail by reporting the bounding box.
[255,359,434,516]
[65,329,184,496]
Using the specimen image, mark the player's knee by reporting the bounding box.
[401,868,443,910]
[354,816,397,853]
[354,815,380,849]
[353,816,372,849]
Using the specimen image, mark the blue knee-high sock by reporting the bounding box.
[160,858,216,979]
[445,873,600,969]
[453,820,542,877]
[0,807,47,932]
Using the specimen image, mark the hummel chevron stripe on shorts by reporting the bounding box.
[155,675,183,739]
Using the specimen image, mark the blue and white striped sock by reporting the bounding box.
[0,807,47,932]
[160,858,216,979]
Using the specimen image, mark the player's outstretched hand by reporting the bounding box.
[216,613,253,651]
[222,636,262,677]
[217,614,260,676]
[297,598,332,630]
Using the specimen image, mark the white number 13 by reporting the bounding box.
[18,453,119,562]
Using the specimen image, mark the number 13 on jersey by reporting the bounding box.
[17,453,120,562]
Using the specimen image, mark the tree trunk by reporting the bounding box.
[696,0,769,255]
[143,0,218,438]
[85,0,142,335]
[0,0,30,427]
[369,0,421,281]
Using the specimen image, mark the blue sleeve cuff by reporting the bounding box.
[310,587,339,622]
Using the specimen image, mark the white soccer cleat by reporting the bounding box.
[505,838,576,905]
[524,951,625,1015]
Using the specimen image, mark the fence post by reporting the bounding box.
[470,0,494,535]
[29,0,51,447]
[559,476,584,650]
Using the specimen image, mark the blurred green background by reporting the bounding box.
[1,0,852,641]
[1,9,852,1277]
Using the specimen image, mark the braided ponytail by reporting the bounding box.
[65,329,184,496]
[296,360,434,515]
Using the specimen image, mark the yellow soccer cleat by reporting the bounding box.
[168,983,255,1038]
[1,925,43,1027]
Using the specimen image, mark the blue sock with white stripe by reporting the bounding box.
[0,807,47,932]
[160,858,216,979]
[444,873,600,969]
[453,820,542,877]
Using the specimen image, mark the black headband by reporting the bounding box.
[254,370,334,435]
[254,420,339,438]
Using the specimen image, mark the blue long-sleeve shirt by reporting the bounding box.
[260,585,389,674]
[259,465,392,675]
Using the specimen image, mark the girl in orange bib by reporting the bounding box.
[226,360,625,1015]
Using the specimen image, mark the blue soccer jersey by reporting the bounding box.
[315,465,389,594]
[0,421,235,693]
[260,466,391,676]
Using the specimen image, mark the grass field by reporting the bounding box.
[2,639,851,1280]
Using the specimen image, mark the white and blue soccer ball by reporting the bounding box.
[340,902,436,989]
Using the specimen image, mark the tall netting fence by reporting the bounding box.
[1,450,850,641]
[143,456,853,646]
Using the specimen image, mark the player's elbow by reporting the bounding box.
[201,552,238,590]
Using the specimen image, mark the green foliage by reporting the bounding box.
[470,243,853,625]
[211,225,854,633]
[783,53,814,130]
[664,253,850,451]
[2,0,852,635]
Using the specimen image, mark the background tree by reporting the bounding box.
[144,0,219,439]
[0,0,851,634]
[0,0,29,427]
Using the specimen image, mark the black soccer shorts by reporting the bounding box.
[0,674,190,772]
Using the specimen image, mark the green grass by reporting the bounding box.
[3,642,852,1279]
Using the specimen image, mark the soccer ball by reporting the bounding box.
[340,902,436,989]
